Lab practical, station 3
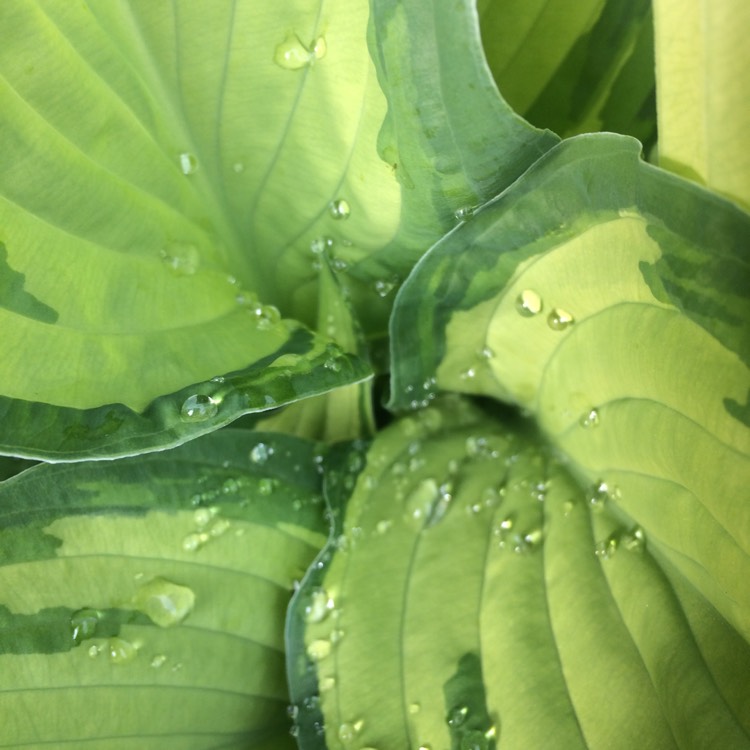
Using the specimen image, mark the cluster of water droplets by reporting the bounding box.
[403,376,438,410]
[182,504,231,552]
[514,289,575,331]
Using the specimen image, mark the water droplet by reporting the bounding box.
[405,478,439,524]
[87,644,100,658]
[319,675,336,692]
[547,308,575,331]
[258,477,278,495]
[460,367,476,380]
[306,638,332,661]
[324,357,342,372]
[375,519,393,535]
[70,608,101,645]
[107,637,138,664]
[194,506,218,528]
[478,346,495,360]
[178,152,198,175]
[312,36,327,60]
[454,205,475,221]
[374,277,398,297]
[274,33,314,70]
[409,702,421,715]
[310,236,333,255]
[595,534,619,560]
[161,242,199,276]
[580,408,600,428]
[304,588,335,624]
[587,480,615,511]
[329,199,351,220]
[459,729,492,750]
[515,289,543,317]
[338,720,363,742]
[182,531,209,552]
[622,525,646,552]
[447,705,469,727]
[180,394,219,423]
[132,577,195,628]
[150,654,167,668]
[330,628,345,644]
[250,442,273,464]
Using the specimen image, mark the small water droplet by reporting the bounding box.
[595,534,619,560]
[194,506,218,528]
[405,478,439,524]
[312,36,327,60]
[338,720,363,742]
[375,519,393,535]
[304,587,335,624]
[547,308,575,331]
[70,608,101,645]
[150,653,167,668]
[409,702,421,715]
[132,577,195,628]
[324,357,342,372]
[329,199,351,220]
[250,442,273,464]
[447,705,469,727]
[374,277,398,297]
[178,152,198,175]
[587,480,614,511]
[306,638,332,661]
[107,637,138,664]
[478,346,495,360]
[182,531,209,552]
[454,205,475,221]
[580,408,600,428]
[161,242,199,276]
[180,394,219,422]
[622,525,646,552]
[319,675,336,692]
[515,289,543,317]
[274,33,314,70]
[209,518,230,537]
[87,644,100,658]
[310,236,334,255]
[330,628,345,644]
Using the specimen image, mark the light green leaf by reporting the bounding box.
[288,398,750,749]
[0,429,327,747]
[389,133,750,644]
[653,0,750,209]
[476,0,656,143]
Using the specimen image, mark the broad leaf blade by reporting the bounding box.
[477,0,656,143]
[389,133,750,645]
[288,399,750,748]
[653,0,750,208]
[0,430,327,747]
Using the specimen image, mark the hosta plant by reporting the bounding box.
[1,1,748,748]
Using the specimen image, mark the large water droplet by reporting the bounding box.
[454,205,475,221]
[70,608,101,645]
[547,308,575,331]
[178,152,198,175]
[132,577,195,628]
[274,33,314,70]
[515,289,543,317]
[180,394,219,422]
[329,199,351,220]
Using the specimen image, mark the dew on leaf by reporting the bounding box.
[622,525,646,552]
[515,289,543,317]
[595,534,619,560]
[580,408,600,428]
[161,242,199,276]
[178,152,198,175]
[306,638,332,661]
[274,33,314,70]
[547,308,575,331]
[132,577,195,628]
[150,654,167,668]
[374,277,398,297]
[303,587,335,624]
[447,705,469,727]
[250,442,273,464]
[107,637,138,664]
[180,394,219,423]
[329,199,351,220]
[454,205,476,221]
[70,608,101,645]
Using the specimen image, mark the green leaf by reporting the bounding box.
[653,0,750,209]
[0,429,327,747]
[389,133,750,646]
[288,398,750,748]
[477,0,656,143]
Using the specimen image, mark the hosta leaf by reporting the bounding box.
[0,430,327,747]
[653,0,750,208]
[0,0,554,459]
[476,0,656,143]
[389,133,750,646]
[288,398,750,749]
